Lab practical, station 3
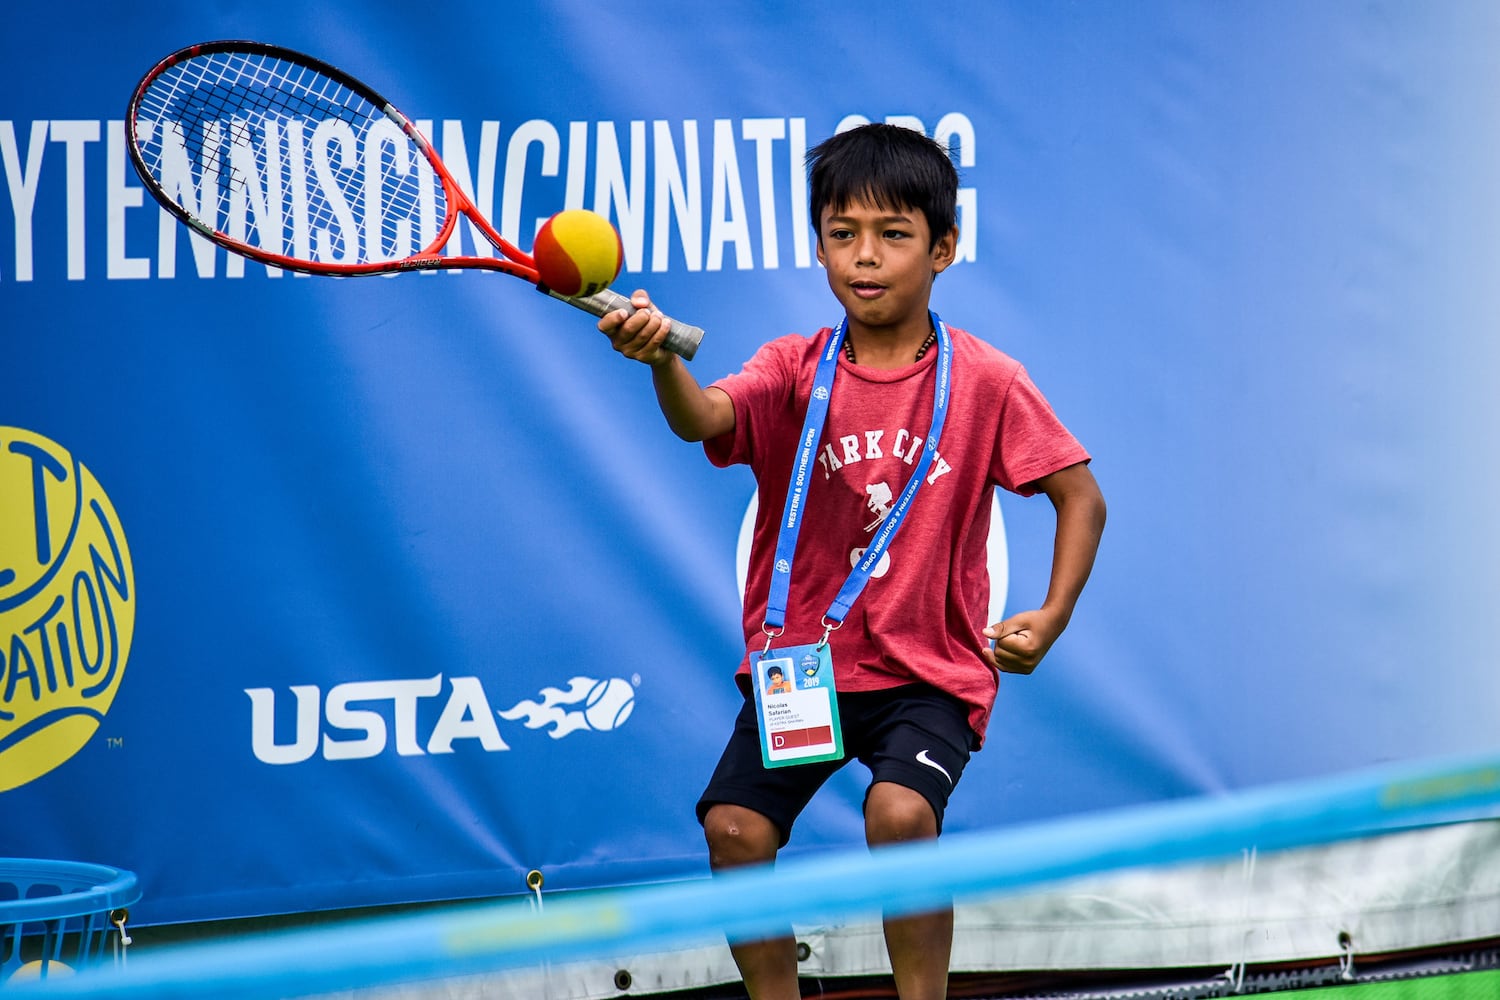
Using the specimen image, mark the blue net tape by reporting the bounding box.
[15,749,1500,999]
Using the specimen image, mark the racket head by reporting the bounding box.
[126,40,533,277]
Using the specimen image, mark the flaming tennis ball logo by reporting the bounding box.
[533,209,624,298]
[0,428,135,793]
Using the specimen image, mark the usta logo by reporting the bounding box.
[246,674,636,764]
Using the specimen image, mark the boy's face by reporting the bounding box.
[816,198,957,338]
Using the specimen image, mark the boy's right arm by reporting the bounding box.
[599,290,735,443]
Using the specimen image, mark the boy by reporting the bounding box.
[599,123,1105,1000]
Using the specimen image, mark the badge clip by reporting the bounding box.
[817,616,842,650]
[760,623,784,657]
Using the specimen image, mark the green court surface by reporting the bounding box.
[1279,969,1500,998]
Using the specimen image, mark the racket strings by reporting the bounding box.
[133,48,448,266]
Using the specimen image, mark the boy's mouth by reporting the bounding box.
[850,280,885,299]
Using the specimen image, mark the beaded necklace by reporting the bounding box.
[842,329,938,365]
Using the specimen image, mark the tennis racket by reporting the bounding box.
[126,40,702,359]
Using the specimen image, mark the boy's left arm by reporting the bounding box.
[983,462,1106,675]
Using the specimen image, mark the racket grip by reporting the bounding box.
[544,286,703,360]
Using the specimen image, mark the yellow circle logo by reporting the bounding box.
[1,428,135,792]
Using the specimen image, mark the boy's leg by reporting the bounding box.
[697,695,841,1000]
[855,685,975,1000]
[864,781,951,1000]
[702,803,801,1000]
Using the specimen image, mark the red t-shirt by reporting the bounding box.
[706,325,1089,744]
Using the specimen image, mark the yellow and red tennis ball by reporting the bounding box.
[532,209,624,297]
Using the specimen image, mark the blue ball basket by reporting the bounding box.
[0,859,141,982]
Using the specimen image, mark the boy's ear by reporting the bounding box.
[930,226,959,274]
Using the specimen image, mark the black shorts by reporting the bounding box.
[696,683,977,846]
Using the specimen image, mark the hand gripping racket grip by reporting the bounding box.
[542,287,704,360]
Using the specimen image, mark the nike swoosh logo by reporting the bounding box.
[915,749,952,785]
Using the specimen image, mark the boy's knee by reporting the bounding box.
[703,803,780,869]
[864,782,939,847]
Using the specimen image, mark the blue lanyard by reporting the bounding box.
[762,312,953,645]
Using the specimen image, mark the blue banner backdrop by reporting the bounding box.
[3,1,1498,924]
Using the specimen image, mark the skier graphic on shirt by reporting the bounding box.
[864,481,893,531]
[853,481,895,578]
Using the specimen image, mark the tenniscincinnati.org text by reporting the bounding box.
[1,113,978,282]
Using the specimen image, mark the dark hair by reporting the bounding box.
[807,123,958,249]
